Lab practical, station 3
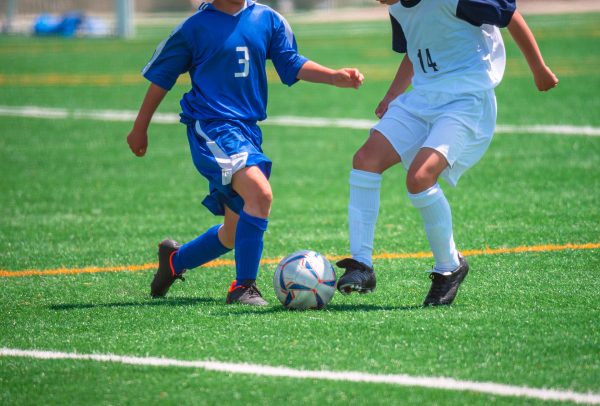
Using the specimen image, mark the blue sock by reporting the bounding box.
[172,225,231,274]
[234,211,268,284]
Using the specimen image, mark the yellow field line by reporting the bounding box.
[0,60,597,87]
[0,242,598,278]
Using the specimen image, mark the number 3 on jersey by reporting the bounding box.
[417,48,438,73]
[235,46,249,78]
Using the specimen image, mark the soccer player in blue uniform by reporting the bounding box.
[336,0,558,305]
[127,0,364,305]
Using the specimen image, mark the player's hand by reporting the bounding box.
[332,68,364,89]
[127,128,148,157]
[375,95,395,118]
[533,65,558,91]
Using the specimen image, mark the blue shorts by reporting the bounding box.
[185,119,272,216]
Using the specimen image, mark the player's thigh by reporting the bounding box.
[370,95,429,173]
[353,130,402,173]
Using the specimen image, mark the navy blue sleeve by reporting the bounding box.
[141,26,192,90]
[390,14,407,53]
[456,0,516,28]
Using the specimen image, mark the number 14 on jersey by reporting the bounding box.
[417,48,438,73]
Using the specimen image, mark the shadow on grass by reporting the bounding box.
[49,298,424,313]
[325,303,423,312]
[273,303,424,313]
[49,297,221,311]
[209,302,424,316]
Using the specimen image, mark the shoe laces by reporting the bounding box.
[246,284,263,298]
[428,272,446,293]
[229,281,262,298]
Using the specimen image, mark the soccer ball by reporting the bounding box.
[273,250,337,310]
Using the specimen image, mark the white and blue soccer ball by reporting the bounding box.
[273,250,337,310]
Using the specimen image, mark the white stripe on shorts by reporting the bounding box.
[194,121,248,185]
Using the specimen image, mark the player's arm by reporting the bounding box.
[375,54,413,118]
[127,83,168,157]
[296,60,364,89]
[269,13,362,89]
[129,21,191,157]
[507,10,558,91]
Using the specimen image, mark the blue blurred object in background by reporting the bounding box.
[33,11,85,37]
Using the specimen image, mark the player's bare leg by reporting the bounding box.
[219,205,239,250]
[353,130,402,174]
[338,131,401,294]
[407,147,469,306]
[406,147,448,194]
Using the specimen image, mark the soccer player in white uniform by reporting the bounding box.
[127,0,363,305]
[336,0,558,305]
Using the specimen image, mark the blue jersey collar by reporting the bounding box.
[199,0,255,13]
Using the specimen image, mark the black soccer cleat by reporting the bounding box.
[423,254,469,306]
[150,239,186,298]
[226,280,268,306]
[336,258,376,295]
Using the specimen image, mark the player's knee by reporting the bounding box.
[406,170,435,194]
[259,188,273,213]
[244,188,272,218]
[353,149,381,172]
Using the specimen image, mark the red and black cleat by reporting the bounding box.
[225,280,268,306]
[150,239,185,298]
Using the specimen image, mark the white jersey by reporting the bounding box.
[389,0,516,94]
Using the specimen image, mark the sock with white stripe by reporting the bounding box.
[408,183,460,273]
[348,169,382,267]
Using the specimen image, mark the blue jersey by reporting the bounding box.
[389,0,516,93]
[142,0,308,122]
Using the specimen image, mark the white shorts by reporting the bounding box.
[372,88,497,186]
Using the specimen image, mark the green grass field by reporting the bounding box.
[1,11,599,405]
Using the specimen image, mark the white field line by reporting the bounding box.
[1,348,599,404]
[1,105,600,137]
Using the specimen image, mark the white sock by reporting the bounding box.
[408,183,460,273]
[348,169,382,267]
